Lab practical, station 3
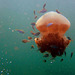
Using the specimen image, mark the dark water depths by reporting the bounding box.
[0,0,75,75]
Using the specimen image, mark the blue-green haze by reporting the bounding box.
[0,0,75,75]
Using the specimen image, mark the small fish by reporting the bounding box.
[31,22,35,26]
[50,57,55,60]
[43,54,49,57]
[67,37,72,40]
[31,22,35,30]
[34,10,35,15]
[60,58,63,62]
[31,45,34,49]
[30,31,35,35]
[28,36,32,40]
[38,8,47,13]
[43,3,46,8]
[47,23,53,27]
[38,3,47,13]
[22,39,30,43]
[34,10,37,19]
[34,32,40,36]
[50,45,58,49]
[30,31,40,36]
[56,9,61,14]
[34,15,37,19]
[64,51,66,56]
[32,25,35,30]
[43,60,46,62]
[16,29,25,33]
[70,52,73,58]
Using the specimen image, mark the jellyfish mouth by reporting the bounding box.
[35,33,70,57]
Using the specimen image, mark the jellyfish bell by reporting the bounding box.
[36,11,70,35]
[35,11,71,57]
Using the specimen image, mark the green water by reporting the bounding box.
[0,0,75,75]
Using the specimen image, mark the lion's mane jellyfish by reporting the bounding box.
[35,11,71,57]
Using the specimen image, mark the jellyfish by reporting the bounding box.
[34,11,71,57]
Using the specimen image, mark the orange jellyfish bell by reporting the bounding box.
[36,11,70,35]
[35,11,71,57]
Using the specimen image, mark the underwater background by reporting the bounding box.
[0,0,75,75]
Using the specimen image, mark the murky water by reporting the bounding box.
[0,0,75,75]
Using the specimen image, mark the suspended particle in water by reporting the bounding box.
[12,30,14,32]
[50,61,53,64]
[2,63,3,65]
[6,59,7,60]
[6,62,8,63]
[1,70,3,73]
[3,69,5,71]
[7,73,9,75]
[10,61,12,64]
[6,69,8,72]
[1,58,3,59]
[9,28,11,30]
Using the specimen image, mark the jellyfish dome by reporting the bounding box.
[35,11,71,57]
[36,11,70,35]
